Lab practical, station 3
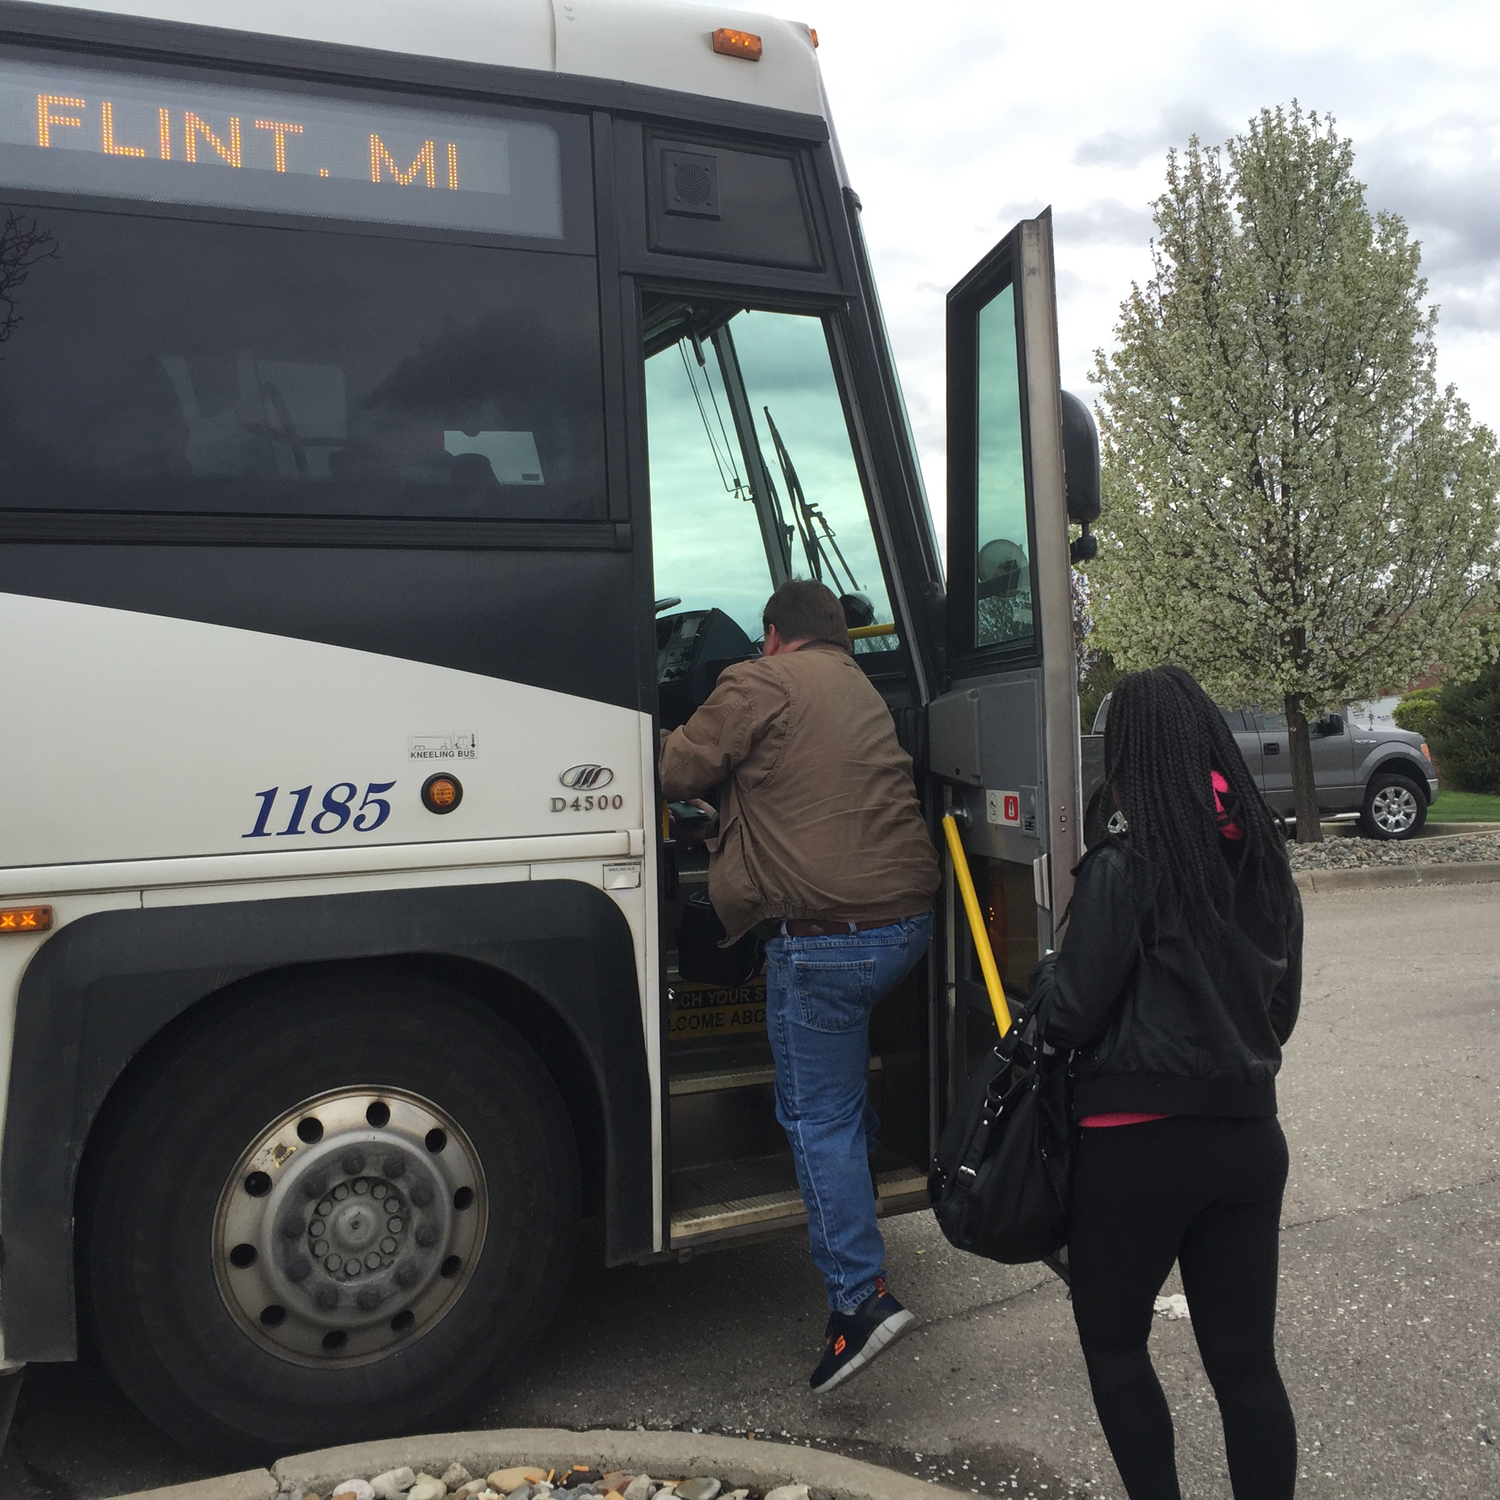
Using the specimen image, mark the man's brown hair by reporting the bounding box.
[762,578,852,651]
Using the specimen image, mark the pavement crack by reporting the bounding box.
[912,1273,1060,1334]
[1282,1170,1500,1235]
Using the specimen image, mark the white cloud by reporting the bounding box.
[797,0,1500,530]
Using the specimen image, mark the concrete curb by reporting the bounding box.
[108,1472,278,1500]
[1294,860,1500,893]
[107,1429,969,1500]
[1423,821,1500,835]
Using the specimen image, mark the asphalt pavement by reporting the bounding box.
[3,881,1497,1500]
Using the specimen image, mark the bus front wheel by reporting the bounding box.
[79,968,580,1464]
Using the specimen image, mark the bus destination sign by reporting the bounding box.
[0,57,563,237]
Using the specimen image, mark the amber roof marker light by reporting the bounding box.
[712,27,763,60]
[0,905,53,934]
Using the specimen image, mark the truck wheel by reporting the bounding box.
[1358,772,1427,840]
[78,968,579,1464]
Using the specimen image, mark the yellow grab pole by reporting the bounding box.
[942,812,1013,1038]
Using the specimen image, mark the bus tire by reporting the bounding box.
[78,966,580,1464]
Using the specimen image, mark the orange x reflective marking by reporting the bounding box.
[0,905,53,933]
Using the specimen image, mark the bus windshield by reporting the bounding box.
[644,299,897,653]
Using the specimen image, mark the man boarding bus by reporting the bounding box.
[0,0,1099,1460]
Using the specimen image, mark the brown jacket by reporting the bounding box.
[659,642,939,944]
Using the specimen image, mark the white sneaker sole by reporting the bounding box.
[812,1307,917,1394]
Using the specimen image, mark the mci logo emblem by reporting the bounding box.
[560,764,614,790]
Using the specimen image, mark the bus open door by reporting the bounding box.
[929,210,1101,1108]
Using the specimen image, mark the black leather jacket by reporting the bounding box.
[1033,837,1302,1119]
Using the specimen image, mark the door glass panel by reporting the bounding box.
[645,301,895,654]
[974,282,1034,650]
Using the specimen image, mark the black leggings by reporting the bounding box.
[1068,1115,1296,1500]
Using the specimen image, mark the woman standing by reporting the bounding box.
[1033,665,1302,1500]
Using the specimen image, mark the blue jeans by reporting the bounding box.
[764,912,933,1313]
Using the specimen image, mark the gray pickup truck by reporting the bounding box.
[1082,695,1440,843]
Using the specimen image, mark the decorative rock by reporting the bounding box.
[490,1470,548,1494]
[765,1486,810,1500]
[724,1491,750,1500]
[441,1466,473,1491]
[673,1481,718,1500]
[372,1470,418,1500]
[595,1475,627,1495]
[332,1483,375,1500]
[410,1478,448,1500]
[623,1477,654,1500]
[453,1486,488,1500]
[808,1488,833,1500]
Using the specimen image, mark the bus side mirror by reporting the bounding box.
[1060,390,1101,525]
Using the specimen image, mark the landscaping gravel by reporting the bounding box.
[295,1464,832,1500]
[1286,829,1500,871]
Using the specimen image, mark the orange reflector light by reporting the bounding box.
[810,27,819,47]
[420,773,463,814]
[712,27,763,60]
[0,904,52,934]
[1421,742,1433,762]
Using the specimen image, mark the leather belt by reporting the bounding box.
[779,917,903,937]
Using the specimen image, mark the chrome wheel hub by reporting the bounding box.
[1371,784,1418,834]
[214,1088,485,1365]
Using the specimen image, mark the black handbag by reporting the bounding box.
[929,1004,1074,1266]
[676,889,762,986]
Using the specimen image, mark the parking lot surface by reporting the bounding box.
[3,881,1497,1500]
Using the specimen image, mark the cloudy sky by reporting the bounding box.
[801,0,1500,518]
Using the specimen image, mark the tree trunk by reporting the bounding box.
[1285,692,1323,843]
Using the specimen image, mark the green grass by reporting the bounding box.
[1429,789,1500,821]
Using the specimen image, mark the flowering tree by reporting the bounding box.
[1089,105,1500,840]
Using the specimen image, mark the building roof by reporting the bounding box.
[23,0,827,117]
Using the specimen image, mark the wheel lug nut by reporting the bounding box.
[317,1286,340,1310]
[345,1258,362,1276]
[410,1182,434,1208]
[383,1154,407,1178]
[302,1173,329,1200]
[380,1237,397,1254]
[415,1223,439,1248]
[357,1286,382,1311]
[395,1263,419,1288]
[286,1255,312,1282]
[281,1216,305,1239]
[341,1150,365,1175]
[323,1253,340,1272]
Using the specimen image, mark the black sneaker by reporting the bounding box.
[809,1278,916,1393]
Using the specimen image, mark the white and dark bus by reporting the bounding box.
[0,0,1099,1461]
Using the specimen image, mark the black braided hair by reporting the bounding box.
[1103,665,1297,941]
